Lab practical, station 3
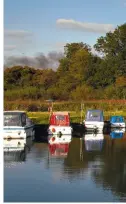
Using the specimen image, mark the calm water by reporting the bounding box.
[4,129,126,202]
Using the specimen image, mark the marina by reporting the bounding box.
[4,0,126,201]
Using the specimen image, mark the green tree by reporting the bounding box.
[64,42,91,59]
[94,23,126,77]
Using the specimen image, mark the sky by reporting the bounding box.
[4,0,126,66]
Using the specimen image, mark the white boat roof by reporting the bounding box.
[52,111,69,115]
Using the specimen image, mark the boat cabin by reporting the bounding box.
[85,110,104,122]
[110,116,125,124]
[4,111,33,127]
[49,112,70,126]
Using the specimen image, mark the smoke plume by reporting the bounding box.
[4,51,64,70]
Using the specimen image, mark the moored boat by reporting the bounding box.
[48,111,73,135]
[83,110,104,131]
[110,116,126,128]
[4,111,35,140]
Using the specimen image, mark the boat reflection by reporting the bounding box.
[4,137,33,164]
[84,131,104,151]
[110,128,125,139]
[48,134,72,157]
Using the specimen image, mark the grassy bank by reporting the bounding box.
[27,110,126,124]
[4,100,126,124]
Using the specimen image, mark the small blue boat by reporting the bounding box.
[110,116,126,128]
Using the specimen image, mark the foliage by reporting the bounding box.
[4,23,126,102]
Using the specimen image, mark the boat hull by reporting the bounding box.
[48,125,72,135]
[111,123,126,128]
[3,125,35,140]
[84,121,104,131]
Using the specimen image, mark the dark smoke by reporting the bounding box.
[4,51,64,70]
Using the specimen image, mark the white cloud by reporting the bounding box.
[4,30,33,38]
[56,19,115,33]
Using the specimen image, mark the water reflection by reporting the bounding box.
[91,129,126,200]
[84,132,104,151]
[48,134,72,157]
[110,128,125,139]
[4,128,126,202]
[63,129,126,200]
[4,137,33,165]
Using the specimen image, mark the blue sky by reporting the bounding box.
[4,0,126,56]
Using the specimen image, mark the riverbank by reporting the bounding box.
[27,110,126,124]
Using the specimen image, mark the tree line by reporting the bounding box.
[4,23,126,101]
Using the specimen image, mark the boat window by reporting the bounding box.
[56,115,65,121]
[21,114,26,126]
[116,117,120,122]
[4,114,21,126]
[86,112,101,121]
[26,117,33,125]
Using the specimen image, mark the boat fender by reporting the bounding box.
[58,131,62,137]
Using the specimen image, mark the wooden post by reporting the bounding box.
[80,102,84,124]
[48,100,54,122]
[80,103,82,124]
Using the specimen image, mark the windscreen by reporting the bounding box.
[4,114,21,126]
[50,114,70,126]
[86,111,102,121]
[111,116,124,123]
[55,115,67,126]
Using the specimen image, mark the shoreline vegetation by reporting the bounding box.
[4,100,126,124]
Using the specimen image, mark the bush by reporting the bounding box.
[4,100,126,112]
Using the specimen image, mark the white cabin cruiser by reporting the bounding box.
[4,111,35,140]
[83,110,104,131]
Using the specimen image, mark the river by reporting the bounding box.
[4,128,126,202]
